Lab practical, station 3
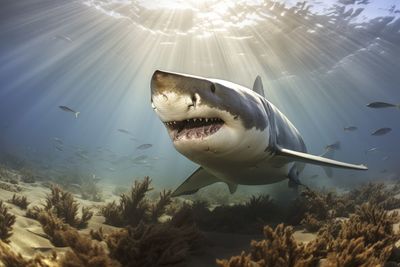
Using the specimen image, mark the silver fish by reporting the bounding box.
[136,144,153,150]
[344,126,357,132]
[133,155,148,162]
[117,129,134,136]
[365,147,378,154]
[371,128,392,136]
[59,106,80,118]
[325,141,340,151]
[53,34,72,42]
[367,102,399,109]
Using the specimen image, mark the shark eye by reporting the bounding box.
[210,84,216,93]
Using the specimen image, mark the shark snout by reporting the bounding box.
[150,70,202,110]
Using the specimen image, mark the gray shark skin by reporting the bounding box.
[150,70,368,197]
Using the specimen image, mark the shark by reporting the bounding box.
[150,70,368,197]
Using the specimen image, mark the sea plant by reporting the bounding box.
[0,201,16,243]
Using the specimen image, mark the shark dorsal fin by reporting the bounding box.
[252,75,265,97]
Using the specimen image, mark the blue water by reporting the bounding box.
[0,0,399,195]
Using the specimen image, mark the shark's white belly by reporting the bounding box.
[203,155,293,185]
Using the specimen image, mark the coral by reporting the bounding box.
[59,229,120,267]
[80,178,102,202]
[184,183,249,206]
[0,201,16,243]
[287,188,331,226]
[216,224,317,267]
[337,203,399,249]
[112,186,128,196]
[0,241,56,267]
[8,194,30,210]
[106,205,202,267]
[37,210,70,247]
[0,181,22,192]
[26,205,43,220]
[190,194,280,234]
[101,177,173,227]
[19,167,36,183]
[150,189,172,223]
[100,201,124,227]
[118,176,152,226]
[44,186,93,229]
[301,213,324,232]
[90,227,105,242]
[325,237,391,267]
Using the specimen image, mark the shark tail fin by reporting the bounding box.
[320,148,335,178]
[75,112,80,119]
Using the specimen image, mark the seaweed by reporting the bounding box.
[7,194,30,210]
[100,201,124,227]
[44,185,93,229]
[106,205,202,267]
[0,181,22,192]
[325,237,391,267]
[0,201,16,243]
[101,177,172,227]
[0,241,56,267]
[90,227,105,242]
[300,213,324,232]
[59,229,120,267]
[26,205,43,220]
[150,189,172,223]
[80,178,102,202]
[19,167,36,183]
[112,185,128,196]
[37,210,70,247]
[216,224,317,267]
[336,203,399,249]
[189,194,280,234]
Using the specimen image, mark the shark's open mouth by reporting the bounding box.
[164,118,224,140]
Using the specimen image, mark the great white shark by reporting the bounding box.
[150,70,368,197]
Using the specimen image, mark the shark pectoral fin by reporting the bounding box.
[171,167,220,197]
[226,182,238,194]
[252,75,265,97]
[276,146,368,171]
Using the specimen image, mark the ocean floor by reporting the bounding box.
[1,166,400,266]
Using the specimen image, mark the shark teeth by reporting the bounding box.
[163,117,224,140]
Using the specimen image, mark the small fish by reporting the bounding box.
[53,34,72,42]
[55,146,63,151]
[53,137,63,144]
[69,183,81,189]
[381,169,388,173]
[344,126,358,132]
[136,144,153,150]
[365,147,378,154]
[325,141,340,151]
[366,102,399,109]
[59,106,80,118]
[382,156,389,161]
[133,155,148,162]
[92,174,101,183]
[117,129,134,136]
[371,128,392,136]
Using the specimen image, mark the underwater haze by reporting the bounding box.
[0,0,400,194]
